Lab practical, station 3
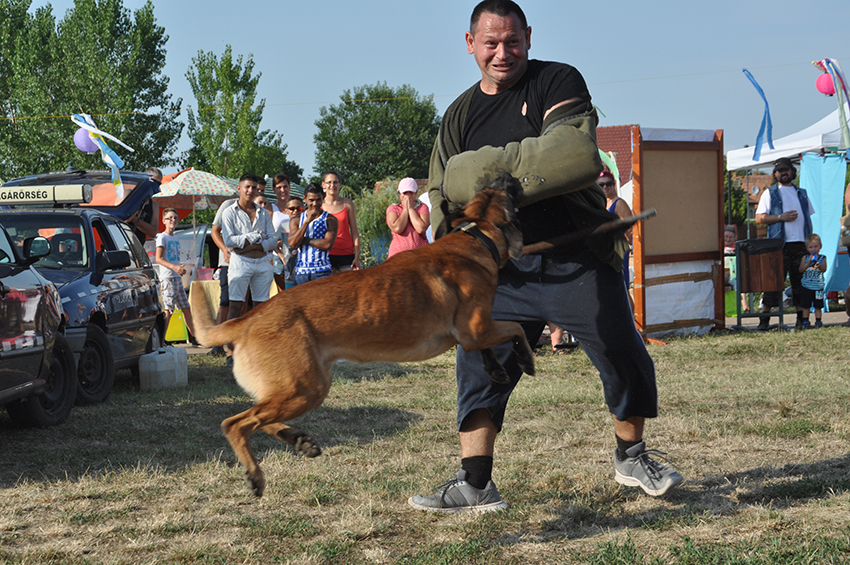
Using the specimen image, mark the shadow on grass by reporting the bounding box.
[536,453,850,540]
[0,362,422,488]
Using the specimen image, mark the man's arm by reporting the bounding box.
[309,216,338,251]
[429,98,601,231]
[754,190,797,225]
[442,100,601,209]
[259,210,279,253]
[220,207,248,250]
[756,211,796,225]
[288,213,309,249]
[210,225,231,264]
[130,199,159,238]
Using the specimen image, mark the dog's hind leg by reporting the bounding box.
[221,407,269,497]
[222,397,324,497]
[259,422,322,458]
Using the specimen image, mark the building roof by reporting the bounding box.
[734,173,772,204]
[597,125,638,183]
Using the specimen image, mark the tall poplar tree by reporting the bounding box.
[184,45,301,181]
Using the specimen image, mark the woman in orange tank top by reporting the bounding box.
[322,171,361,272]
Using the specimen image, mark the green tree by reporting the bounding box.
[313,82,441,193]
[0,0,182,179]
[184,45,300,180]
[724,183,749,227]
[253,141,303,185]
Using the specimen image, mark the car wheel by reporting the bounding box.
[75,325,115,405]
[6,334,77,427]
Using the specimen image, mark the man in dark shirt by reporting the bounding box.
[408,0,683,514]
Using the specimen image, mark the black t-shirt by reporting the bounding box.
[134,197,154,243]
[462,60,591,244]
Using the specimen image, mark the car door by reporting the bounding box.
[0,228,49,390]
[113,219,161,355]
[101,217,161,360]
[87,216,137,365]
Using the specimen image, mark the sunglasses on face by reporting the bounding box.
[286,206,302,211]
[598,181,615,188]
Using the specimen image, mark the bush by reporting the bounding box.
[354,181,402,267]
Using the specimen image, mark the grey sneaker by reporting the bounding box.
[408,470,509,514]
[614,442,683,496]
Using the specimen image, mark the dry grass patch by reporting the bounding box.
[1,328,849,563]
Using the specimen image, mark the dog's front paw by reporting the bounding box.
[513,338,536,376]
[487,367,511,384]
[516,354,535,376]
[295,434,322,458]
[245,470,266,497]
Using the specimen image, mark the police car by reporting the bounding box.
[0,218,76,426]
[0,171,166,405]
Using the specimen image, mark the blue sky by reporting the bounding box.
[39,0,850,178]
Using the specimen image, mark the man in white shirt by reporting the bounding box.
[220,173,277,323]
[755,157,816,330]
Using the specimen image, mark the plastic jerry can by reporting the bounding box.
[139,347,188,391]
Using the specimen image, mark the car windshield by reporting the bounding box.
[3,215,89,269]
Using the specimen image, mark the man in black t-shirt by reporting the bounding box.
[408,0,683,514]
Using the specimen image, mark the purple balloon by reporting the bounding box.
[74,128,99,154]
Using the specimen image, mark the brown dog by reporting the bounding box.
[191,173,534,496]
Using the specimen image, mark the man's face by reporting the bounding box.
[466,11,531,95]
[163,212,179,232]
[238,180,259,202]
[274,180,291,203]
[304,193,323,212]
[774,166,794,185]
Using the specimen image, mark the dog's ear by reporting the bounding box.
[434,217,449,240]
[503,223,524,259]
[485,181,525,260]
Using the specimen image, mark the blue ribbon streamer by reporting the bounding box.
[742,69,775,161]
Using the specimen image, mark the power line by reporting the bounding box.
[2,58,846,123]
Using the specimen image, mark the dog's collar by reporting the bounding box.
[451,221,501,266]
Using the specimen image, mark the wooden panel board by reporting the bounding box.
[641,149,719,257]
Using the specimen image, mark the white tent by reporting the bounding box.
[727,104,850,298]
[727,103,850,171]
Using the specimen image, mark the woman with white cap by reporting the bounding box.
[386,177,430,258]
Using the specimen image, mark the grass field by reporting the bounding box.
[1,327,849,564]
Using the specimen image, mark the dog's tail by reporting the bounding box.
[188,284,246,347]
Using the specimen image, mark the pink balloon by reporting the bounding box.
[74,128,99,153]
[816,73,835,96]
